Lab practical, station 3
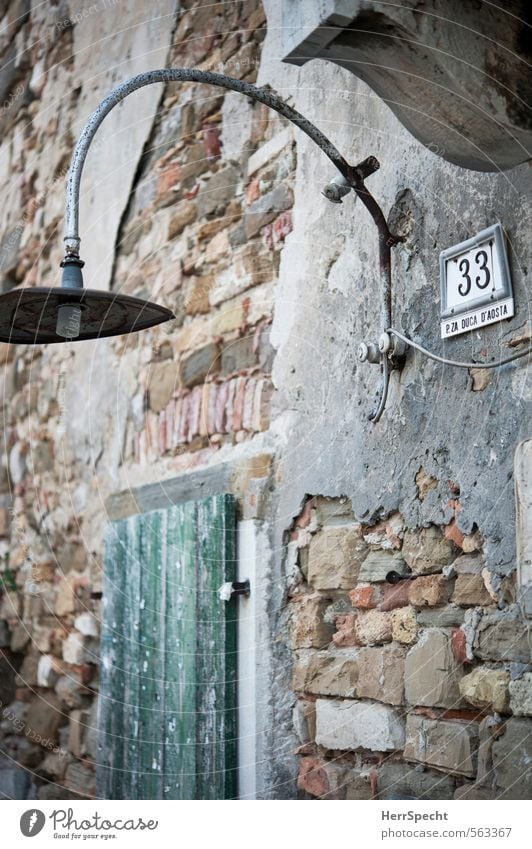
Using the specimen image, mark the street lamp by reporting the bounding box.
[1,69,526,422]
[0,69,393,348]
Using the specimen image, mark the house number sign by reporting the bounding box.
[439,223,514,339]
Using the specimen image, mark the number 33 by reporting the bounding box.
[458,250,491,296]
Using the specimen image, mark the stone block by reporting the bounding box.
[307,525,367,590]
[68,709,86,758]
[492,718,532,799]
[452,574,493,606]
[55,673,88,709]
[168,202,197,239]
[454,783,497,799]
[404,715,479,777]
[148,361,177,412]
[358,550,407,583]
[377,761,456,800]
[62,632,86,665]
[244,182,293,238]
[290,594,334,649]
[0,590,20,619]
[64,761,96,799]
[357,644,406,705]
[405,628,465,707]
[185,273,214,315]
[292,650,358,697]
[315,699,405,752]
[74,613,98,638]
[417,606,465,628]
[509,673,532,716]
[402,526,455,573]
[391,606,418,644]
[25,694,64,746]
[474,606,530,663]
[459,667,510,713]
[196,164,239,219]
[355,610,393,645]
[332,613,359,647]
[408,574,451,607]
[180,342,221,388]
[293,700,316,744]
[10,624,29,653]
[453,554,484,574]
[37,654,59,688]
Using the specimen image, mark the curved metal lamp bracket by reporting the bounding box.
[62,68,401,422]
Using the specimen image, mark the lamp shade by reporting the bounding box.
[0,287,174,344]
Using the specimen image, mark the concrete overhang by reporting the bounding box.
[281,0,532,171]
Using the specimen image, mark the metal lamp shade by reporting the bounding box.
[0,287,174,344]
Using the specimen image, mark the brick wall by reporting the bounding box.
[288,495,531,799]
[0,0,291,799]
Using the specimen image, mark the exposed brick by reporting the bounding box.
[380,580,411,611]
[357,644,406,705]
[405,629,465,708]
[290,594,334,649]
[452,574,493,606]
[307,525,367,590]
[297,757,337,798]
[404,715,479,777]
[349,585,379,609]
[459,667,510,713]
[408,574,451,607]
[355,610,392,645]
[315,699,405,752]
[452,627,469,664]
[332,613,359,648]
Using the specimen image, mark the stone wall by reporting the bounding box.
[288,496,531,799]
[0,0,530,801]
[0,0,286,799]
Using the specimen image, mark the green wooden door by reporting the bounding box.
[97,494,237,799]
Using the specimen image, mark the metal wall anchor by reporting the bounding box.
[218,580,251,601]
[385,570,436,584]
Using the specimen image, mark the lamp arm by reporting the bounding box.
[63,68,383,255]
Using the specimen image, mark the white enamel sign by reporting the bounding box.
[440,223,514,339]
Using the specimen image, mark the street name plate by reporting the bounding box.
[440,223,514,339]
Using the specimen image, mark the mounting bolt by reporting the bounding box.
[357,341,380,363]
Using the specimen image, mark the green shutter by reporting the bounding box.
[97,494,237,799]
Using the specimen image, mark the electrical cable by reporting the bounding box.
[388,328,532,370]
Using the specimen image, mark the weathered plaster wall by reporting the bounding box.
[260,1,531,800]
